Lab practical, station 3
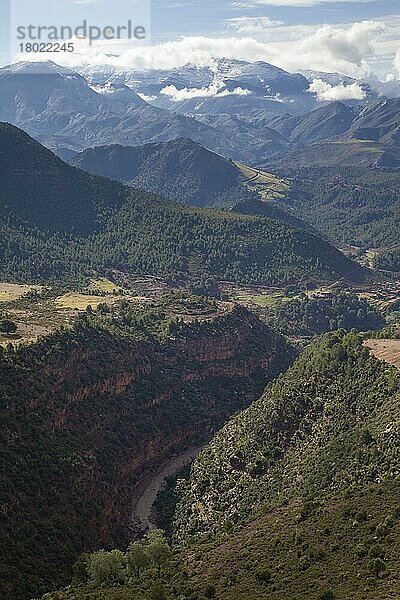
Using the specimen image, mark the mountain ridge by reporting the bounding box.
[0,122,367,287]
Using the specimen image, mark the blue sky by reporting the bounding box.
[1,0,399,79]
[152,0,399,40]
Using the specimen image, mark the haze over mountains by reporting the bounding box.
[1,60,399,167]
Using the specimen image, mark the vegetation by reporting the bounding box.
[39,329,400,600]
[375,248,400,273]
[267,290,385,337]
[174,330,400,538]
[0,123,366,287]
[0,319,17,335]
[0,295,291,600]
[281,167,400,249]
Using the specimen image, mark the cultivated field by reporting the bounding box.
[364,338,400,369]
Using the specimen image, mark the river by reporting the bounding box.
[131,446,203,533]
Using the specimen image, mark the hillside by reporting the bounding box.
[0,123,366,287]
[69,138,245,208]
[174,329,400,540]
[279,167,400,249]
[69,138,306,227]
[0,123,127,233]
[0,295,292,600]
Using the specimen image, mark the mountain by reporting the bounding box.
[80,59,315,116]
[0,61,250,162]
[346,98,400,146]
[0,122,127,233]
[69,138,245,207]
[264,99,400,170]
[266,140,400,170]
[0,123,366,287]
[175,329,400,539]
[69,138,303,228]
[267,101,357,146]
[0,296,293,599]
[1,61,398,167]
[170,329,400,599]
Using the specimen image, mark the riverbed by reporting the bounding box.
[131,446,203,532]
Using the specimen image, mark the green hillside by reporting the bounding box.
[279,167,400,249]
[0,123,366,287]
[174,330,400,539]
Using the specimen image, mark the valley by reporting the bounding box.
[0,49,399,600]
[0,293,293,599]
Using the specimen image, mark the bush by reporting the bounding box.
[204,583,216,598]
[256,568,272,583]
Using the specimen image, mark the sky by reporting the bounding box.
[1,0,399,80]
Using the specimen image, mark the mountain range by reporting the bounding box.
[1,60,399,167]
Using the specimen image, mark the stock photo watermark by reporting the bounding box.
[16,21,147,53]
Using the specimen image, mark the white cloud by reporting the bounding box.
[308,78,366,101]
[226,16,284,33]
[394,49,400,76]
[14,20,387,80]
[137,93,157,102]
[160,81,252,101]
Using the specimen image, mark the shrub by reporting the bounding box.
[204,583,216,598]
[256,568,272,583]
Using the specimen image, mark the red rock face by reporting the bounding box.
[0,306,290,600]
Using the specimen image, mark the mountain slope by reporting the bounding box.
[268,101,357,146]
[279,168,400,248]
[69,138,244,207]
[0,123,366,287]
[174,330,400,540]
[0,122,127,233]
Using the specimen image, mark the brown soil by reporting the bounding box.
[364,338,400,369]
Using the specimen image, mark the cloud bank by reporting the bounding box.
[14,20,387,80]
[309,78,367,101]
[160,82,252,101]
